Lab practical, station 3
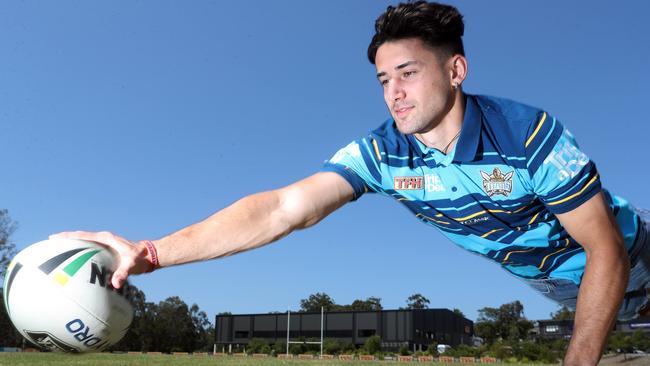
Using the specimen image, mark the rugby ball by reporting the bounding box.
[3,238,134,352]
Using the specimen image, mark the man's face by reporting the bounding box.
[375,38,455,135]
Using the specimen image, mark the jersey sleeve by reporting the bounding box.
[320,137,383,201]
[525,112,601,214]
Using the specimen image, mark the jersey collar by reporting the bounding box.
[452,94,482,163]
[405,94,482,165]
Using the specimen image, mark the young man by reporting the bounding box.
[56,2,648,365]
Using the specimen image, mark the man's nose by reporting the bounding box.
[388,81,405,102]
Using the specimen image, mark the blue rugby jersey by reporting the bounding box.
[322,94,640,285]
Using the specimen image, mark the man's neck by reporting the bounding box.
[414,91,466,153]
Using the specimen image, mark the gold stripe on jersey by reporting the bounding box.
[513,203,532,214]
[503,247,537,262]
[528,211,542,225]
[454,209,507,222]
[480,228,502,238]
[525,112,547,148]
[538,239,570,269]
[372,139,382,161]
[416,213,450,225]
[547,175,599,206]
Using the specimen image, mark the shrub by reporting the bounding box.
[247,338,268,354]
[341,341,356,354]
[427,341,439,356]
[323,338,342,355]
[272,341,286,355]
[445,344,480,358]
[399,345,411,356]
[363,335,381,355]
[289,343,304,355]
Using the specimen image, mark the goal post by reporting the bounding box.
[286,306,324,357]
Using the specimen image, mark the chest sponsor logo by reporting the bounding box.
[480,167,514,197]
[394,176,423,190]
[424,173,445,192]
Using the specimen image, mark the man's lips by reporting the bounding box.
[394,105,414,118]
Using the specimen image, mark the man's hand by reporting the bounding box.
[50,231,154,289]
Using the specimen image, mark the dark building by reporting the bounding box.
[616,318,650,334]
[215,309,473,352]
[537,319,574,340]
[537,318,650,340]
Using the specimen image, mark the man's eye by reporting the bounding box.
[403,71,416,78]
[380,79,389,86]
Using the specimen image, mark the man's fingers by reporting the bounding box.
[50,231,126,251]
[111,269,128,289]
[50,231,107,243]
[50,231,143,287]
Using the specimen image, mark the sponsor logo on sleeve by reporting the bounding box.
[328,142,361,164]
[543,131,589,181]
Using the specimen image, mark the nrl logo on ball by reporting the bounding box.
[480,167,513,197]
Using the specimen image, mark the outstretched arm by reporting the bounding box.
[556,192,630,366]
[53,172,354,288]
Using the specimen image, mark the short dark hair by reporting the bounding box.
[367,1,465,64]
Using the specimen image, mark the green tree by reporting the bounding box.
[154,296,194,352]
[474,321,497,345]
[406,293,430,309]
[452,308,465,318]
[0,288,22,347]
[0,210,20,348]
[474,301,533,344]
[0,209,17,281]
[550,305,575,320]
[630,329,649,352]
[350,297,383,311]
[149,296,212,353]
[190,303,214,351]
[110,283,155,352]
[608,331,633,359]
[300,292,337,312]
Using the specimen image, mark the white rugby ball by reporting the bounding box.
[3,238,134,352]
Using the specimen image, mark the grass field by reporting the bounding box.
[0,353,558,366]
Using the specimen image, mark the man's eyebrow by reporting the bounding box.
[395,60,418,70]
[376,60,419,78]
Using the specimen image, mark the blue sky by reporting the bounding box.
[2,1,649,322]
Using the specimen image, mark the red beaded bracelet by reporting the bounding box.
[143,240,160,272]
